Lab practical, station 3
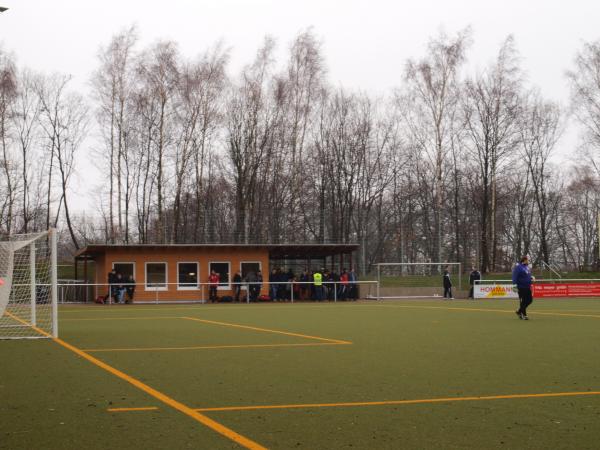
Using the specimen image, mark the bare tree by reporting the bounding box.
[171,44,228,242]
[0,48,17,234]
[567,39,600,172]
[226,37,277,243]
[400,28,471,262]
[37,74,89,249]
[135,41,179,243]
[11,68,41,233]
[463,36,522,272]
[520,93,563,264]
[92,25,138,243]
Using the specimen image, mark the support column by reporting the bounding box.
[83,257,89,302]
[30,242,36,326]
[50,228,58,338]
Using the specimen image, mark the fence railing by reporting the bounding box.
[475,278,600,285]
[52,280,380,304]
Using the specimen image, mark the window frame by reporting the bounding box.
[145,261,168,291]
[177,261,199,291]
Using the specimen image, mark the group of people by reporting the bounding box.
[442,265,482,300]
[308,267,359,302]
[215,267,359,303]
[105,269,135,304]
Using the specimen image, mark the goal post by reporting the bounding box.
[0,229,58,339]
[375,262,462,298]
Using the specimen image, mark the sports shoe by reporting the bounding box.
[515,310,523,319]
[522,315,529,320]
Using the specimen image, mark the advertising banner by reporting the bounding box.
[533,282,600,298]
[474,284,518,299]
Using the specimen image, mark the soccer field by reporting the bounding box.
[2,299,600,449]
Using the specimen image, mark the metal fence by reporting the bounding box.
[55,280,380,304]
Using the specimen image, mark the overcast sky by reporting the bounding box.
[0,0,598,210]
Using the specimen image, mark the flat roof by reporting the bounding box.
[75,243,359,260]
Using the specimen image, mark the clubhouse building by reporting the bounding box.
[74,243,359,302]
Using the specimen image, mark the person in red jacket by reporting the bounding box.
[208,270,220,303]
[339,269,349,300]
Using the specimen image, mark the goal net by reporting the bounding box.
[374,262,462,298]
[0,230,57,339]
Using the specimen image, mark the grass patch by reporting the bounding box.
[2,299,600,449]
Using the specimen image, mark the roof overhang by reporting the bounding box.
[75,244,359,260]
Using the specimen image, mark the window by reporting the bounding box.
[209,262,230,289]
[178,262,199,290]
[113,262,135,279]
[146,262,167,290]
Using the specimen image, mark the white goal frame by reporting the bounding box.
[0,229,58,339]
[374,262,462,298]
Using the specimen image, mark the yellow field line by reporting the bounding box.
[84,342,350,352]
[107,407,159,412]
[61,316,180,321]
[58,304,350,314]
[5,311,266,450]
[377,304,600,319]
[537,308,600,314]
[182,316,352,344]
[195,390,600,412]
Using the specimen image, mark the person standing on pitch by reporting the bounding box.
[512,255,534,320]
[442,266,453,299]
[469,267,481,299]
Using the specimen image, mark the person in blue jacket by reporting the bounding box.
[512,255,535,320]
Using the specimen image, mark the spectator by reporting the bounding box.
[443,266,453,299]
[253,270,263,301]
[277,268,287,301]
[299,269,310,300]
[285,269,294,301]
[469,267,481,299]
[323,269,332,300]
[208,270,220,303]
[105,269,117,303]
[313,268,324,301]
[291,275,300,300]
[233,270,242,302]
[348,267,358,300]
[269,269,278,301]
[115,273,126,304]
[126,274,136,303]
[339,268,349,300]
[245,270,258,302]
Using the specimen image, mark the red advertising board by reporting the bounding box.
[533,282,600,298]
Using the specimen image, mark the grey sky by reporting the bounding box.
[0,0,598,209]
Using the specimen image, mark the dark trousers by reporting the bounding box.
[518,287,533,315]
[469,286,474,298]
[443,286,453,298]
[249,286,259,302]
[209,286,217,303]
[314,286,323,301]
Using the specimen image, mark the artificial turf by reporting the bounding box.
[2,298,600,449]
